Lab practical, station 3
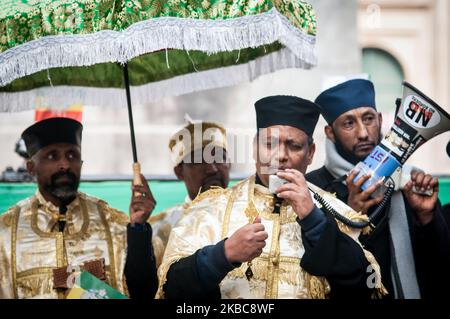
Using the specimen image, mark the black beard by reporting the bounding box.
[201,173,225,191]
[334,138,364,166]
[334,129,383,166]
[46,171,79,204]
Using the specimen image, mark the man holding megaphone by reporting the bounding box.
[307,79,450,299]
[157,95,386,300]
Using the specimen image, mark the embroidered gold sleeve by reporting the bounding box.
[0,206,19,299]
[98,200,130,227]
[96,199,129,296]
[156,188,230,299]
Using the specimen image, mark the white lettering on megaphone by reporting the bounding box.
[403,95,441,129]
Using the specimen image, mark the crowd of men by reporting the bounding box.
[1,79,449,299]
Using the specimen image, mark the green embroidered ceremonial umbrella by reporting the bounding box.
[0,0,317,180]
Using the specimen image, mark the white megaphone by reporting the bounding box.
[354,81,450,192]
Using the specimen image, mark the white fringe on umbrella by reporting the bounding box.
[0,7,316,88]
[0,48,307,112]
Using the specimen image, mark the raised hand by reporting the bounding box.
[129,174,156,225]
[346,169,384,215]
[276,169,315,220]
[403,170,439,225]
[224,216,268,264]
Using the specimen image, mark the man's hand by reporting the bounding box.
[224,217,268,264]
[276,169,314,220]
[403,170,439,225]
[129,174,156,225]
[346,170,385,215]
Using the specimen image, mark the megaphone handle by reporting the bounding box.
[133,162,142,197]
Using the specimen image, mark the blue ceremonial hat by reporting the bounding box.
[315,79,377,124]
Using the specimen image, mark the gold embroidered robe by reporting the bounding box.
[157,176,385,299]
[150,197,191,268]
[0,191,129,299]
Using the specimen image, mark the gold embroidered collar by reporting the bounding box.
[31,191,90,239]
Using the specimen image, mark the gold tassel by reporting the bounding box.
[363,249,389,298]
[152,237,166,268]
[155,256,186,299]
[335,211,372,236]
[303,272,330,299]
[226,257,330,299]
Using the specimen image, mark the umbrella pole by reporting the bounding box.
[122,63,142,187]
